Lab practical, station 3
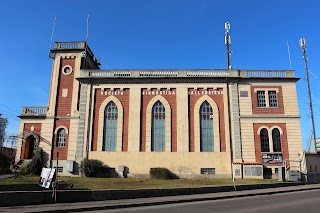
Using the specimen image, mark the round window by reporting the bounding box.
[63,67,71,74]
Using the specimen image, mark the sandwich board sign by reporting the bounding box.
[38,168,56,188]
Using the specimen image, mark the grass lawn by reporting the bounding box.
[0,175,278,191]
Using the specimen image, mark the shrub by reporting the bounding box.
[28,147,43,175]
[80,158,104,177]
[150,167,179,179]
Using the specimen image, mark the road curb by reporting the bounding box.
[26,184,320,213]
[0,182,315,208]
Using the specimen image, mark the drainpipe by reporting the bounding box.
[85,79,93,159]
[226,77,234,180]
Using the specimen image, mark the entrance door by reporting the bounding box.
[24,135,36,159]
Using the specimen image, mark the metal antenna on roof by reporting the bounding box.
[49,17,56,58]
[225,22,232,69]
[287,41,293,70]
[299,38,317,152]
[86,14,89,41]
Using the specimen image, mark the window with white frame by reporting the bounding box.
[151,101,165,152]
[260,128,270,152]
[268,91,278,107]
[56,128,66,147]
[257,91,266,107]
[272,128,281,152]
[200,101,214,152]
[103,101,118,151]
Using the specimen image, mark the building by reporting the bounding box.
[0,114,7,147]
[16,41,303,178]
[303,152,320,183]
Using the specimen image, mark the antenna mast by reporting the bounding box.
[225,22,232,69]
[49,17,56,58]
[299,38,317,152]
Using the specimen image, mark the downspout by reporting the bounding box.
[85,79,93,159]
[236,76,244,179]
[226,77,234,180]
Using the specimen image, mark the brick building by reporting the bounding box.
[16,42,303,178]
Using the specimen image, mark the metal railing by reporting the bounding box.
[54,42,85,50]
[80,69,295,78]
[186,70,230,77]
[139,71,178,77]
[21,107,48,116]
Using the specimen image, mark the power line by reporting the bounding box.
[0,104,20,114]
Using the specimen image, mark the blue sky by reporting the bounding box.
[0,0,319,150]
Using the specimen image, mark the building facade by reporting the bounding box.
[0,114,7,147]
[16,42,303,178]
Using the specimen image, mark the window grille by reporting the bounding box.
[257,91,266,107]
[268,91,278,107]
[151,101,165,151]
[57,129,66,147]
[201,168,215,174]
[272,128,281,152]
[103,101,118,151]
[260,128,270,152]
[54,167,63,173]
[200,101,214,152]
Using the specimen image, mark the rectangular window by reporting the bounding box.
[240,91,248,97]
[257,91,266,107]
[268,91,278,107]
[54,167,63,173]
[201,168,215,175]
[316,165,318,173]
[310,165,313,173]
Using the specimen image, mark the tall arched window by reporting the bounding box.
[151,101,165,151]
[272,128,281,152]
[57,128,66,147]
[200,101,214,152]
[103,101,118,151]
[260,128,270,152]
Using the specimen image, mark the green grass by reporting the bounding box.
[0,175,278,191]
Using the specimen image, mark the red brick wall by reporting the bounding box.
[189,88,226,152]
[52,58,76,160]
[55,58,75,117]
[253,123,289,166]
[141,88,177,152]
[21,123,42,159]
[92,88,130,151]
[251,86,284,114]
[52,120,70,160]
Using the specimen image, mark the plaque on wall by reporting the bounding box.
[262,153,283,164]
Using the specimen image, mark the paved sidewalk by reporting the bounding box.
[1,184,320,213]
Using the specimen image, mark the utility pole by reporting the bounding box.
[299,38,317,152]
[225,22,232,69]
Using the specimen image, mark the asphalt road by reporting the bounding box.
[85,189,320,213]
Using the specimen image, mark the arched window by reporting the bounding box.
[272,128,281,152]
[57,128,66,147]
[200,101,214,152]
[260,128,270,152]
[103,101,118,151]
[151,101,165,151]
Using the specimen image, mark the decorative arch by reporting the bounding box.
[194,95,220,152]
[22,131,40,143]
[146,95,171,152]
[270,126,283,135]
[97,96,124,152]
[257,126,270,135]
[54,126,69,135]
[22,131,40,159]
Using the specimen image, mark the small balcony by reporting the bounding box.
[20,107,48,118]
